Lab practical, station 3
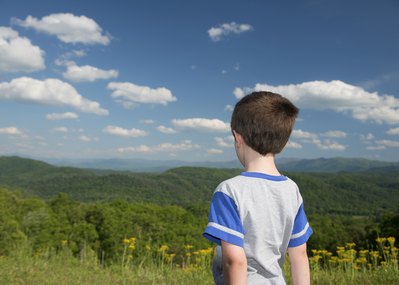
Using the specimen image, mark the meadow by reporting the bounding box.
[0,236,398,284]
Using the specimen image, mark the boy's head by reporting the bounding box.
[231,91,299,156]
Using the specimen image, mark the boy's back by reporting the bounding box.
[205,172,310,284]
[202,91,312,284]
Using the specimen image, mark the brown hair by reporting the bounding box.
[231,91,299,155]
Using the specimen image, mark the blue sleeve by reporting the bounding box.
[202,192,245,247]
[288,203,313,247]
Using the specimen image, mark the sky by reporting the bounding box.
[1,0,399,162]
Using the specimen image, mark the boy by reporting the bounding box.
[203,91,313,285]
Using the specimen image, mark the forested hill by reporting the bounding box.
[1,156,399,216]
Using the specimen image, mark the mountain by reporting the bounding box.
[1,156,399,217]
[278,157,399,173]
[1,154,299,173]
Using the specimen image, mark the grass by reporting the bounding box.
[0,237,398,284]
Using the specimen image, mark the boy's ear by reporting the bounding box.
[232,130,244,147]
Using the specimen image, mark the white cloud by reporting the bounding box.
[115,100,139,110]
[207,148,223,154]
[0,27,45,73]
[38,142,47,146]
[234,80,399,124]
[46,112,79,120]
[215,136,234,147]
[117,141,200,153]
[103,125,149,138]
[139,120,154,124]
[233,63,239,70]
[367,145,386,150]
[107,82,177,107]
[156,126,179,134]
[208,22,253,42]
[15,142,33,149]
[62,135,68,139]
[50,127,68,133]
[190,65,196,69]
[72,50,86,57]
[296,118,304,122]
[224,104,234,111]
[317,140,346,150]
[12,13,111,45]
[172,118,230,133]
[78,135,90,141]
[169,153,177,157]
[93,137,99,142]
[359,133,374,140]
[291,129,318,139]
[63,64,118,82]
[0,126,23,135]
[222,70,227,74]
[34,136,45,140]
[0,77,108,115]
[376,140,399,147]
[57,143,63,146]
[386,127,399,135]
[320,131,347,138]
[78,128,84,132]
[286,141,302,149]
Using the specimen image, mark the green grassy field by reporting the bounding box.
[1,237,397,285]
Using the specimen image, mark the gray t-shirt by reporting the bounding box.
[203,172,313,285]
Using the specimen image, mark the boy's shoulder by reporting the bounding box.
[214,173,300,198]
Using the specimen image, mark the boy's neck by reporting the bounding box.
[243,149,281,176]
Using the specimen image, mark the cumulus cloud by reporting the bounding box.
[78,135,90,141]
[234,80,399,124]
[0,27,45,73]
[190,65,196,69]
[0,77,108,115]
[233,63,239,70]
[316,140,346,150]
[224,104,234,111]
[156,126,179,134]
[12,13,111,45]
[0,126,23,135]
[93,137,99,142]
[215,136,234,147]
[103,125,149,138]
[46,112,79,120]
[386,127,399,135]
[286,141,302,149]
[107,82,177,107]
[15,142,33,149]
[320,131,347,138]
[291,129,345,150]
[222,70,227,74]
[207,148,223,154]
[376,140,399,147]
[139,120,154,124]
[50,127,68,133]
[63,64,118,82]
[291,129,318,139]
[208,22,253,42]
[172,118,230,133]
[34,136,45,140]
[117,141,200,153]
[360,133,374,140]
[38,142,47,146]
[367,145,386,150]
[78,128,84,132]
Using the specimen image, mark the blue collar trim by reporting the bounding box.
[240,172,287,181]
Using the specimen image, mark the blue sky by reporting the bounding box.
[1,0,399,162]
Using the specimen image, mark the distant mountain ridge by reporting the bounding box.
[1,155,398,174]
[278,157,399,173]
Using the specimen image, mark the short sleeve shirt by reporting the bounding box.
[203,172,313,284]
